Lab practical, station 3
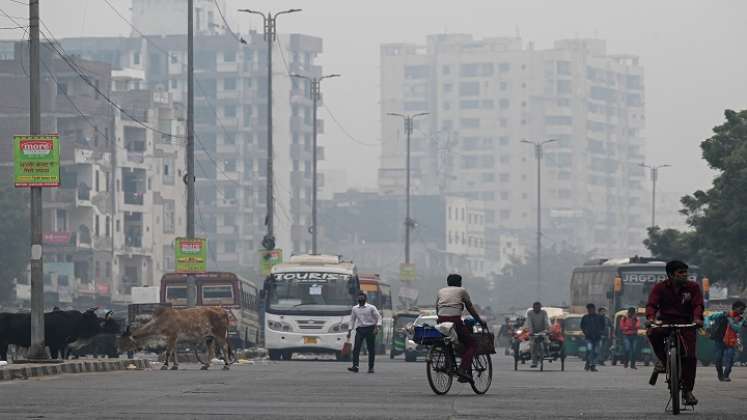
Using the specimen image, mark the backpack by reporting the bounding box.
[707,312,728,341]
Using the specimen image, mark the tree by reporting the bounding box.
[645,109,747,292]
[0,187,30,304]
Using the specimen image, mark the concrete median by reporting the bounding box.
[0,359,149,381]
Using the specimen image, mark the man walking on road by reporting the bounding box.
[710,300,745,381]
[620,307,641,369]
[581,303,606,372]
[597,307,613,366]
[347,292,381,373]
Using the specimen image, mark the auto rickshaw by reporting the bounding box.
[697,310,717,366]
[610,308,653,366]
[560,313,585,358]
[389,310,420,359]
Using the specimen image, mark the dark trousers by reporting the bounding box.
[352,325,376,369]
[713,341,736,378]
[585,337,600,368]
[438,315,477,370]
[623,335,638,365]
[648,328,697,391]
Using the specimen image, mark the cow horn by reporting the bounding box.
[105,311,113,320]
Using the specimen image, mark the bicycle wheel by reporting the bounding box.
[470,354,493,394]
[668,345,680,415]
[426,345,453,395]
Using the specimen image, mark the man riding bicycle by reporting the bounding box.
[646,260,704,406]
[525,302,550,368]
[436,273,486,382]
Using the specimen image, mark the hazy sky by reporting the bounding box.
[3,0,747,198]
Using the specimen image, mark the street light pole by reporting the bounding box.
[291,73,340,255]
[238,8,301,251]
[186,0,195,239]
[640,163,671,229]
[522,139,556,301]
[387,112,429,264]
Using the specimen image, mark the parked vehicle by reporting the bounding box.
[390,311,419,359]
[560,313,585,358]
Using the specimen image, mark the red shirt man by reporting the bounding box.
[646,260,704,406]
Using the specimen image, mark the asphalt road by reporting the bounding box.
[0,353,744,419]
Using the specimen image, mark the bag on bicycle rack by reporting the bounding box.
[473,330,496,355]
[413,325,445,345]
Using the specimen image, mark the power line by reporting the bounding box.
[37,23,187,143]
[212,0,245,45]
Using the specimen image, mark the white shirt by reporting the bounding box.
[349,303,381,330]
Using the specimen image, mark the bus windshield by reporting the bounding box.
[202,284,235,305]
[269,272,353,312]
[618,269,699,308]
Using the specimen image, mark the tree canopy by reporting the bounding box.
[645,109,747,292]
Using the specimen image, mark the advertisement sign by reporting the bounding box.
[259,249,283,277]
[399,263,416,283]
[43,232,72,245]
[13,134,61,187]
[175,237,208,273]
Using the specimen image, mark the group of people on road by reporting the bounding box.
[345,259,743,409]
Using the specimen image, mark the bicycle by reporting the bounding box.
[648,323,697,415]
[416,325,493,395]
[530,332,547,371]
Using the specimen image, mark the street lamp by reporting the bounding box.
[639,163,671,229]
[238,8,301,251]
[387,112,429,264]
[290,73,341,255]
[521,138,556,301]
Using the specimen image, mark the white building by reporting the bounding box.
[380,35,648,258]
[131,0,225,36]
[111,87,186,301]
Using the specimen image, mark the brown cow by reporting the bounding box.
[119,306,232,370]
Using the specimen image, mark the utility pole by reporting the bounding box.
[387,113,429,264]
[640,163,671,229]
[521,139,556,301]
[238,8,301,251]
[185,0,196,307]
[186,0,195,239]
[27,0,47,360]
[290,73,340,255]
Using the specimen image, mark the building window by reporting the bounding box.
[458,81,480,96]
[225,240,237,253]
[224,78,237,90]
[105,216,111,238]
[224,51,236,62]
[95,215,100,237]
[460,118,480,129]
[224,105,237,118]
[133,52,140,65]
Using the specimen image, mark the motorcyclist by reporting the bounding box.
[436,273,486,382]
[525,302,550,368]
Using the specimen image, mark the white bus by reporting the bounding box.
[262,254,359,361]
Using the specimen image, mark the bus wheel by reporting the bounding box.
[269,350,282,361]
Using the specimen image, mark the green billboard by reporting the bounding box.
[259,249,283,276]
[175,237,207,273]
[13,134,61,187]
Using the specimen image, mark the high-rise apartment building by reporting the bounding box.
[61,31,324,276]
[380,35,648,256]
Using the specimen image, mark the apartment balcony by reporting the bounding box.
[216,143,241,156]
[217,61,239,73]
[126,151,146,164]
[217,225,238,235]
[217,89,240,101]
[123,191,145,205]
[290,143,310,161]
